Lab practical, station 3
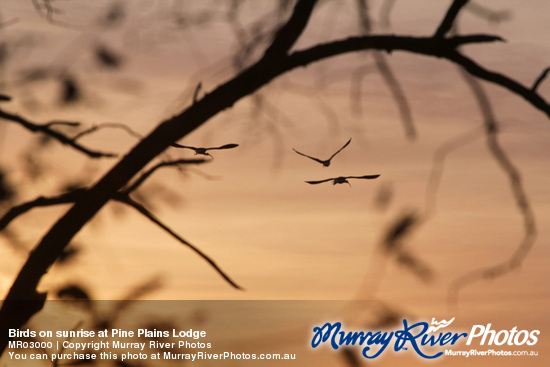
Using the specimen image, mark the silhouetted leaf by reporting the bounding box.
[101,3,125,27]
[61,76,80,104]
[95,46,122,68]
[383,212,418,251]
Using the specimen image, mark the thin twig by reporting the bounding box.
[193,82,202,104]
[531,67,550,92]
[424,126,484,216]
[124,159,207,193]
[114,193,243,290]
[0,190,87,232]
[72,122,143,141]
[0,109,117,158]
[448,66,537,306]
[356,0,416,139]
[445,50,550,117]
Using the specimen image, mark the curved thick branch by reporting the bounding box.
[285,35,549,118]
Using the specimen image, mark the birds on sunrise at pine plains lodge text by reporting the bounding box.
[293,138,351,167]
[172,143,239,158]
[294,138,380,186]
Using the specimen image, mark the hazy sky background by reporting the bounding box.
[0,1,549,365]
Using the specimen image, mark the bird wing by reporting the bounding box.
[348,174,381,180]
[305,178,335,184]
[206,143,239,151]
[328,138,352,160]
[293,148,325,164]
[171,143,197,150]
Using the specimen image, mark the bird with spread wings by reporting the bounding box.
[293,138,351,167]
[306,175,380,186]
[172,143,239,158]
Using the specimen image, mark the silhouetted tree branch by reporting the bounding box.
[0,189,87,232]
[114,193,242,290]
[448,66,537,306]
[424,126,483,216]
[124,159,207,194]
[71,122,143,142]
[532,67,550,92]
[0,108,117,158]
[434,0,469,38]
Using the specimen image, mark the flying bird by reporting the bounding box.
[293,138,351,167]
[172,143,239,158]
[306,175,380,186]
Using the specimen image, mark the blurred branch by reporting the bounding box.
[424,126,484,216]
[379,0,397,28]
[448,64,537,306]
[0,109,117,158]
[373,52,415,139]
[466,2,511,23]
[356,0,415,139]
[71,122,143,141]
[124,159,207,193]
[114,193,242,290]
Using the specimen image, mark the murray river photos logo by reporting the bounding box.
[311,318,540,359]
